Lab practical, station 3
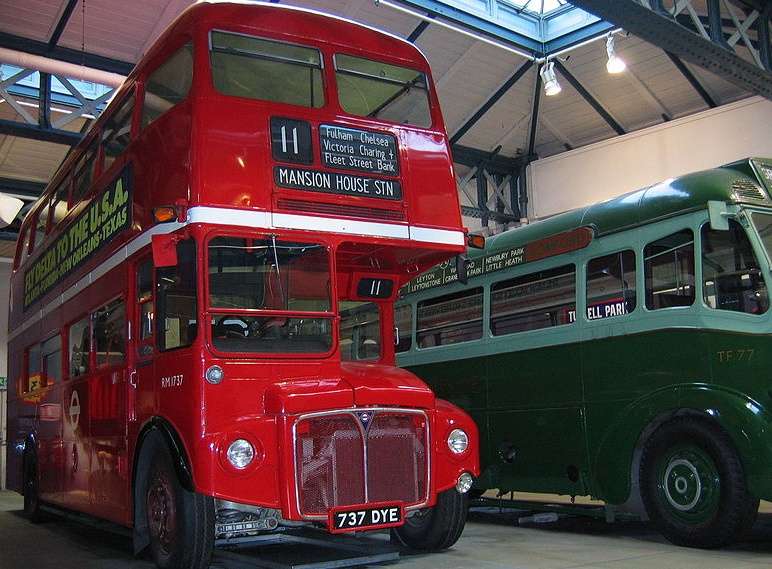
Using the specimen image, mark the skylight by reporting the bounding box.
[502,0,568,16]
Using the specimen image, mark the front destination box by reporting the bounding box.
[320,124,400,176]
[274,166,402,200]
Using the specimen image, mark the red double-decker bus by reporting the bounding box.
[5,3,479,568]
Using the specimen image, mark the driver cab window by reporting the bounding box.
[340,302,381,361]
[702,220,768,315]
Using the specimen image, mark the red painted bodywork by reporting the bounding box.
[6,2,478,530]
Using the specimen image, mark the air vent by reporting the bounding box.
[277,198,405,221]
[731,179,767,202]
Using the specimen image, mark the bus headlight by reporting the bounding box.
[205,365,224,384]
[456,472,474,494]
[447,429,469,454]
[227,439,254,469]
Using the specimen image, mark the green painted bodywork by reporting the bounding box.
[398,159,772,505]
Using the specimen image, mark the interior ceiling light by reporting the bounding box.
[606,35,627,74]
[540,61,562,96]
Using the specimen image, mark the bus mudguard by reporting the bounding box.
[590,383,772,505]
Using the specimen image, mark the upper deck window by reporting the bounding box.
[142,42,193,128]
[210,31,324,108]
[101,91,135,171]
[702,220,768,315]
[335,54,431,128]
[208,236,332,354]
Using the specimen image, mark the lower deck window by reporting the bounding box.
[211,314,332,354]
[340,302,380,361]
[417,288,482,348]
[491,265,576,335]
[586,250,636,320]
[644,230,695,310]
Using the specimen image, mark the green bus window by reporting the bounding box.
[395,304,412,353]
[101,92,134,171]
[42,335,62,386]
[586,250,636,320]
[417,288,483,348]
[702,220,768,315]
[644,230,695,310]
[69,317,91,377]
[335,54,431,127]
[752,212,772,264]
[340,302,381,361]
[94,298,126,367]
[491,264,576,335]
[142,42,193,128]
[210,31,323,108]
[157,239,197,351]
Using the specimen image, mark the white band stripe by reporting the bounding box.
[10,206,464,341]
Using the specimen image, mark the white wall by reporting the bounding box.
[0,260,10,490]
[528,97,772,219]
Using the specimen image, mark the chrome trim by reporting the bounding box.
[291,407,431,521]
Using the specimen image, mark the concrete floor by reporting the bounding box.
[2,491,772,569]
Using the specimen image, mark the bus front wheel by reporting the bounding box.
[639,417,758,548]
[391,488,468,551]
[143,439,214,569]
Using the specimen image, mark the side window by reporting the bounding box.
[157,239,197,350]
[644,230,695,310]
[71,142,98,204]
[142,42,193,128]
[94,298,126,367]
[42,335,62,386]
[702,220,768,315]
[101,92,135,171]
[417,288,483,348]
[34,199,50,250]
[25,344,41,393]
[586,250,636,320]
[51,178,71,225]
[395,304,412,353]
[340,302,380,361]
[15,226,29,268]
[138,259,155,342]
[69,316,91,378]
[490,264,576,335]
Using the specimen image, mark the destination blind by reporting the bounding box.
[274,166,402,200]
[403,226,593,295]
[320,124,399,177]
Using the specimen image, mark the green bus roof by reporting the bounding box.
[480,157,772,256]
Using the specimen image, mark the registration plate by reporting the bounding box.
[329,503,404,533]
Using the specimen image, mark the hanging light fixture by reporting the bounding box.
[540,61,562,96]
[606,34,626,74]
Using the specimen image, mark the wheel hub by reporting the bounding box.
[663,458,701,511]
[147,474,176,553]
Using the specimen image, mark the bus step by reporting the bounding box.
[212,528,400,569]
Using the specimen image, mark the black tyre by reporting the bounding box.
[143,438,214,569]
[391,489,468,551]
[639,417,758,548]
[22,452,43,523]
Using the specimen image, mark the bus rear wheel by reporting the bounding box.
[143,440,214,569]
[22,452,42,523]
[391,488,468,551]
[639,417,758,548]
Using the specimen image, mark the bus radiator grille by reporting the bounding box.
[294,410,428,517]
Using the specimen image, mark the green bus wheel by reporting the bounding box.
[639,417,757,548]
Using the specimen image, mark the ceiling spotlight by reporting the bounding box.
[540,61,562,96]
[606,35,626,74]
